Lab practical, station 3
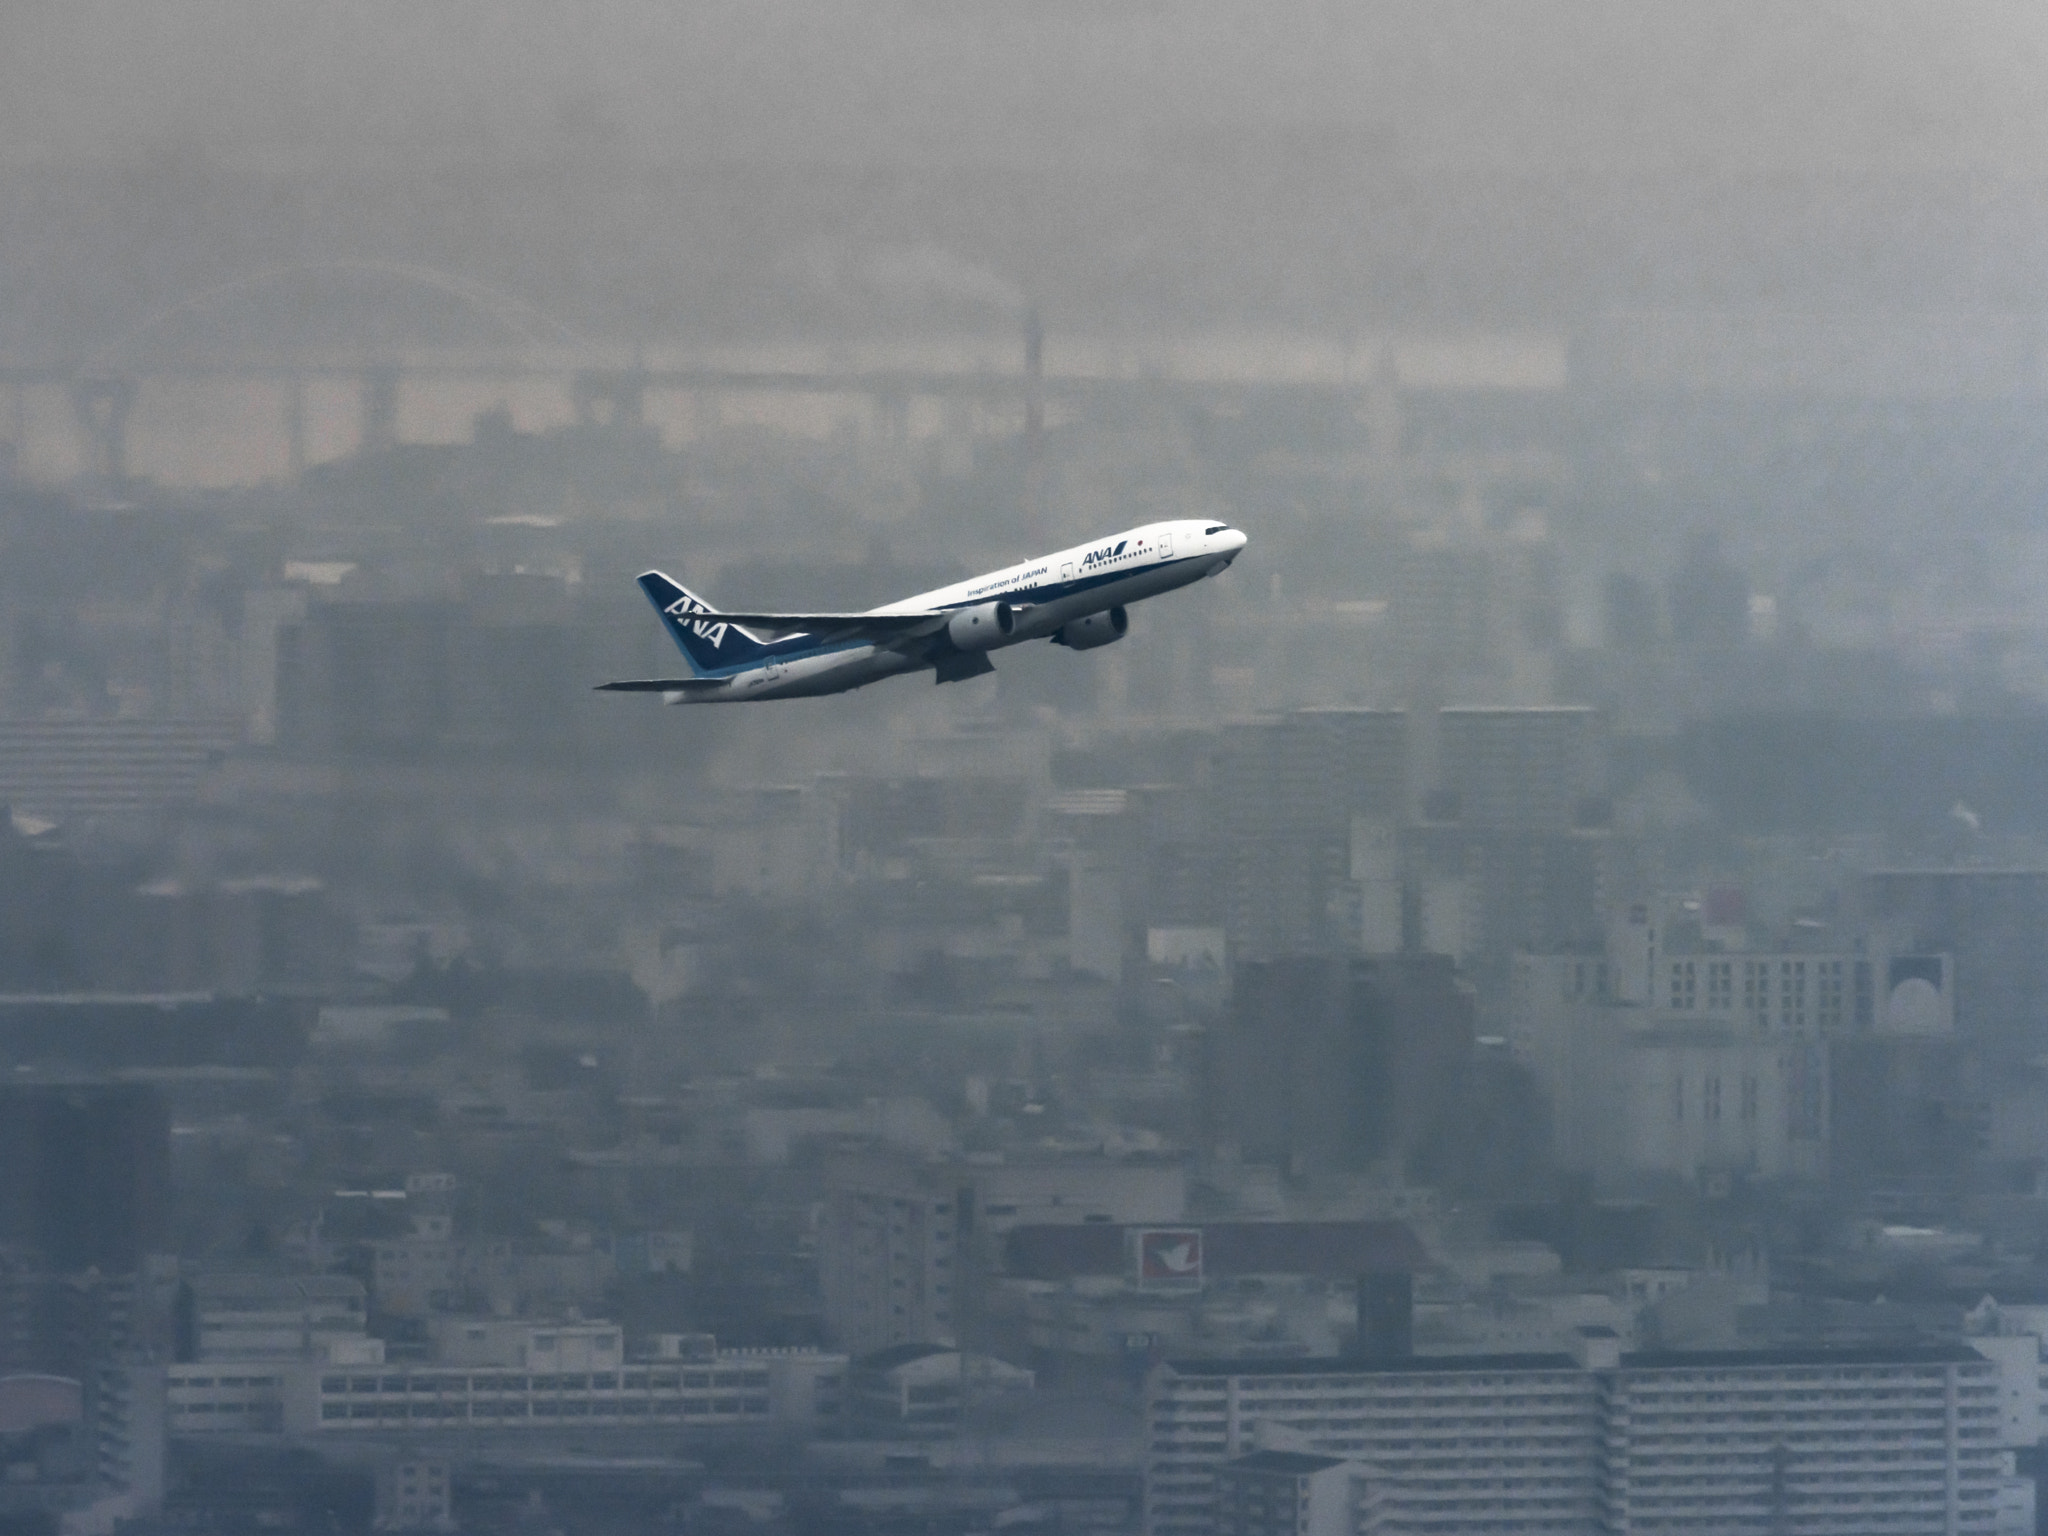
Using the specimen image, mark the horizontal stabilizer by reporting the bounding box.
[595,678,730,692]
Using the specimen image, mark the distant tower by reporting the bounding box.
[68,375,138,491]
[358,364,401,455]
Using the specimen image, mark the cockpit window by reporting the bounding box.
[1204,525,1230,535]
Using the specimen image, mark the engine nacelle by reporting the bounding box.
[945,601,1017,651]
[1053,606,1128,651]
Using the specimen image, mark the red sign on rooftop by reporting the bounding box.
[1135,1228,1204,1287]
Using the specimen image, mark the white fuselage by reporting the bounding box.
[677,519,1246,702]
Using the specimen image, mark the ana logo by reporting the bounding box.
[1081,540,1131,570]
[664,596,728,648]
[1136,1228,1203,1285]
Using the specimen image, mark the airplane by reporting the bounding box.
[597,519,1248,703]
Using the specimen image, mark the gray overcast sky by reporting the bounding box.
[3,1,2047,174]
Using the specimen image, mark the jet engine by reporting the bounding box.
[1053,606,1128,650]
[945,601,1017,651]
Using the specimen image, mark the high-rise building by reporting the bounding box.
[1210,956,1473,1176]
[0,1082,170,1273]
[1433,707,1607,831]
[1216,710,1408,961]
[1404,824,1609,970]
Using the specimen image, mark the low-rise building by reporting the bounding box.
[370,1232,457,1317]
[168,1363,295,1435]
[1213,1449,1357,1536]
[822,1152,1188,1358]
[430,1318,622,1372]
[187,1273,371,1361]
[277,1345,844,1437]
[374,1456,452,1531]
[848,1344,1033,1426]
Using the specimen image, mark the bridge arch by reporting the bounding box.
[94,259,587,367]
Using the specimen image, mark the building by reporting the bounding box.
[431,1317,621,1371]
[0,1372,93,1526]
[1862,869,2048,1065]
[89,1362,166,1524]
[184,1273,374,1362]
[1403,825,1609,972]
[1602,904,1951,1040]
[1512,953,1832,1187]
[167,1313,845,1442]
[1209,956,1472,1176]
[374,1456,452,1531]
[848,1344,1034,1426]
[1000,1222,1425,1366]
[370,1231,458,1317]
[167,1362,299,1435]
[1145,1340,2003,1536]
[1147,1351,1600,1536]
[1600,1345,2005,1532]
[820,1153,1187,1357]
[276,1344,844,1437]
[819,1160,964,1359]
[1433,707,1607,831]
[0,1261,145,1378]
[1215,710,1409,961]
[1214,1449,1358,1536]
[0,1080,170,1273]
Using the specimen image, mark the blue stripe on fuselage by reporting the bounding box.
[694,553,1207,678]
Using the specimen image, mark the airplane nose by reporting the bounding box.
[1225,528,1248,553]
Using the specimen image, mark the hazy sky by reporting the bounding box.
[4,1,2047,175]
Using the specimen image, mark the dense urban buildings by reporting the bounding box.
[12,8,2048,1531]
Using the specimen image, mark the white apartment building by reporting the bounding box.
[165,1318,843,1441]
[1148,1353,1600,1536]
[1146,1339,2003,1536]
[279,1346,843,1436]
[1599,1344,2003,1533]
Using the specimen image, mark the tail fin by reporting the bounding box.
[636,572,781,675]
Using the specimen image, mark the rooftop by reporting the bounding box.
[1163,1342,1989,1377]
[1165,1353,1578,1378]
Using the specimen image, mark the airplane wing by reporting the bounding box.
[594,678,733,692]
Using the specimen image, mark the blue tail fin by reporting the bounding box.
[636,572,781,675]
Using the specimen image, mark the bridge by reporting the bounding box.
[0,258,1571,489]
[1,340,1562,492]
